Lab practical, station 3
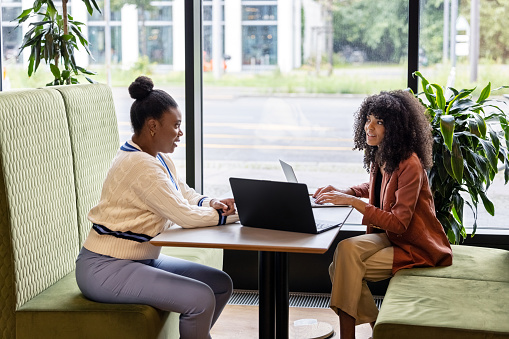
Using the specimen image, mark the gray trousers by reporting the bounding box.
[76,247,232,339]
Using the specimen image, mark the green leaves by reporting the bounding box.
[440,115,455,151]
[15,0,98,86]
[414,71,509,244]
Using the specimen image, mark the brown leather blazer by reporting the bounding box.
[350,153,453,273]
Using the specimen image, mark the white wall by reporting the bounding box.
[301,0,325,62]
[121,5,139,69]
[224,0,242,72]
[72,1,89,68]
[172,0,185,71]
[278,0,297,72]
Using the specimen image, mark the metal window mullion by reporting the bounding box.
[185,0,204,193]
[407,0,420,93]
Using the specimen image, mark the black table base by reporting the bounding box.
[259,251,289,339]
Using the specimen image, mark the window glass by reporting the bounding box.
[202,0,408,202]
[420,0,509,231]
[88,26,122,64]
[203,4,224,22]
[139,5,172,21]
[139,26,172,64]
[2,26,21,63]
[242,5,277,21]
[203,25,225,64]
[2,6,20,21]
[242,25,277,67]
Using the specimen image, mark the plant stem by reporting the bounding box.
[62,0,68,35]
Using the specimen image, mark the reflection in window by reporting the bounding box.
[88,26,122,64]
[203,25,225,62]
[203,4,224,21]
[242,5,277,21]
[137,3,172,65]
[242,26,277,66]
[139,5,172,21]
[2,6,21,21]
[140,26,172,64]
[2,3,22,64]
[2,27,21,63]
[89,7,121,21]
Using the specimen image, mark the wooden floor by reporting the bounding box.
[211,304,373,339]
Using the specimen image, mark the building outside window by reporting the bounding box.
[203,0,225,71]
[1,0,508,234]
[138,2,173,65]
[2,0,22,64]
[241,1,277,69]
[88,8,122,64]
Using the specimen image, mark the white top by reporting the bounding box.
[84,140,239,260]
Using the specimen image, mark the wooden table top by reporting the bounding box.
[150,223,342,254]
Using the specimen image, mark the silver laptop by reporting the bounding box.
[279,160,347,208]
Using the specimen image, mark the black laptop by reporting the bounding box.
[229,177,353,234]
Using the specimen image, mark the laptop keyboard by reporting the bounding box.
[316,222,336,231]
[310,196,334,207]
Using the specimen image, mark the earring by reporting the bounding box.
[150,130,155,137]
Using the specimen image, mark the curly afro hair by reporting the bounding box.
[352,90,433,174]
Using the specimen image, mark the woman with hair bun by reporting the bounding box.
[76,76,238,339]
[313,90,452,339]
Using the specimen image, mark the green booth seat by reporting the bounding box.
[0,84,225,339]
[374,275,509,339]
[374,245,509,339]
[16,272,170,339]
[395,245,509,282]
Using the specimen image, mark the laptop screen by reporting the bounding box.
[279,160,298,183]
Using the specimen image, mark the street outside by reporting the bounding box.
[112,86,509,234]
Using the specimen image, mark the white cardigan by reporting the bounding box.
[84,140,239,260]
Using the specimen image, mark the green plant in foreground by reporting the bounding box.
[413,71,509,244]
[15,0,99,86]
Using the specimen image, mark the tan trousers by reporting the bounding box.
[329,233,394,325]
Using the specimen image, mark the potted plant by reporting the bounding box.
[15,0,100,86]
[413,71,509,244]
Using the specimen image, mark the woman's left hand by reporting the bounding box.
[211,198,236,216]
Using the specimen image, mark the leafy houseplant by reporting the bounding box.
[15,0,100,86]
[413,72,509,244]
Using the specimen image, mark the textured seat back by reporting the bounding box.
[55,84,120,245]
[0,88,79,338]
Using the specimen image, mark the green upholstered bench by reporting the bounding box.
[373,245,509,339]
[0,84,224,339]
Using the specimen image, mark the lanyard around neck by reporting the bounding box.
[120,142,179,191]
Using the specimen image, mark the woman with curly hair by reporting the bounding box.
[313,90,452,339]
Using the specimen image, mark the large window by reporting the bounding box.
[241,2,277,69]
[419,0,509,232]
[138,2,173,65]
[1,0,22,65]
[242,25,277,67]
[203,0,225,69]
[202,0,408,202]
[88,8,122,64]
[1,0,508,234]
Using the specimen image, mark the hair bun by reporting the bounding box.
[128,76,154,100]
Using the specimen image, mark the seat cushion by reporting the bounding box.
[394,245,509,283]
[16,248,224,339]
[374,275,509,339]
[16,272,174,339]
